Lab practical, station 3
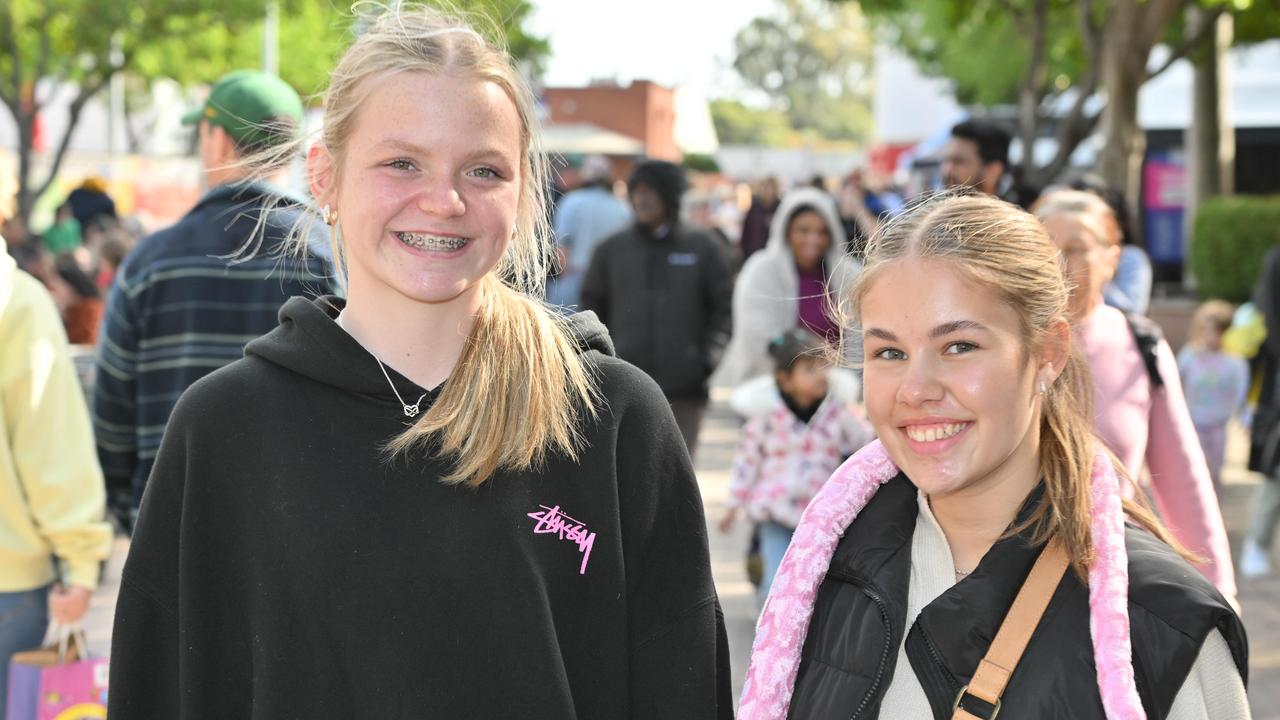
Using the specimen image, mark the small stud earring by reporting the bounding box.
[321,204,338,226]
[1039,380,1049,395]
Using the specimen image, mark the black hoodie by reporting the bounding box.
[108,295,733,719]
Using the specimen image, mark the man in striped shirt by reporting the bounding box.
[94,71,332,527]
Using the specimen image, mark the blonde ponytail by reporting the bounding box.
[384,275,598,486]
[266,4,600,485]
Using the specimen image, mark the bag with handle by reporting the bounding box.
[5,625,108,720]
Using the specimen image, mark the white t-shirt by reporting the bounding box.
[877,491,1249,719]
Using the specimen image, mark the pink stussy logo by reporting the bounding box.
[527,504,597,575]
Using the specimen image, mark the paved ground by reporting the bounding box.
[85,394,1279,715]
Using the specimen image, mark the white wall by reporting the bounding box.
[872,44,965,145]
[715,145,866,185]
[1140,39,1280,131]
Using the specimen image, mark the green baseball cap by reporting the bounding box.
[181,70,304,147]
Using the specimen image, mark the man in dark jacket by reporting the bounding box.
[93,70,331,526]
[581,160,733,457]
[1243,246,1280,577]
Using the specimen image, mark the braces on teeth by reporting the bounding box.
[396,232,468,251]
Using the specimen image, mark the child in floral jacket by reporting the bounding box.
[719,328,874,601]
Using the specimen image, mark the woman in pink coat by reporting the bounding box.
[1036,190,1236,604]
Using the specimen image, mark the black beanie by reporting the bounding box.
[628,160,687,223]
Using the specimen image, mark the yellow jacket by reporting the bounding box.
[1,237,112,591]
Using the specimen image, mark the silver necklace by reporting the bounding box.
[337,312,429,418]
[373,357,430,418]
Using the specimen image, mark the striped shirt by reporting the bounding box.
[93,181,332,511]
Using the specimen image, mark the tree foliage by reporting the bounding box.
[728,0,875,144]
[132,0,549,97]
[710,99,795,146]
[851,0,1280,220]
[0,0,550,223]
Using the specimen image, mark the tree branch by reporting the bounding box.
[31,74,114,202]
[1016,0,1050,178]
[1028,0,1105,187]
[1145,4,1226,82]
[0,5,23,105]
[995,0,1032,35]
[1038,110,1102,186]
[34,3,52,90]
[1078,0,1102,66]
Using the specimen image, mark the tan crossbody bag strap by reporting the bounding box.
[951,536,1070,720]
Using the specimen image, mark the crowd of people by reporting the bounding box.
[0,3,1274,718]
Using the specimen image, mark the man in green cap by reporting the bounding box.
[180,69,305,188]
[94,70,331,528]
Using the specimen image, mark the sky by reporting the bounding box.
[527,0,778,95]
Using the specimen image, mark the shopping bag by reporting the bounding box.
[5,626,108,720]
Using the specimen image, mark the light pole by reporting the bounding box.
[263,1,279,75]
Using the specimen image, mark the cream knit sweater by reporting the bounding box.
[0,243,112,592]
[877,492,1249,719]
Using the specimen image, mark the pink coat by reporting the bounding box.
[1081,305,1236,599]
[728,394,874,528]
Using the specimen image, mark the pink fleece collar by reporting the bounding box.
[737,439,1145,720]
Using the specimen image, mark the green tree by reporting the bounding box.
[853,0,1280,233]
[731,0,875,144]
[1,0,269,223]
[709,99,796,146]
[0,0,550,225]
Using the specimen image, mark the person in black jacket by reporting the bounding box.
[581,160,733,457]
[738,194,1246,719]
[1242,245,1280,578]
[107,8,732,719]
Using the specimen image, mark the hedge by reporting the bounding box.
[1189,195,1280,302]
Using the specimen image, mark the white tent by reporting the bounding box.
[541,123,644,156]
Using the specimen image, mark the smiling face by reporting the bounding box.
[787,208,832,273]
[312,71,523,309]
[860,256,1054,500]
[1041,213,1120,321]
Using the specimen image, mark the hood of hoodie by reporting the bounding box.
[628,160,687,227]
[245,295,616,398]
[727,367,862,420]
[764,187,850,270]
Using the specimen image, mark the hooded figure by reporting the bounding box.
[626,160,687,227]
[714,187,860,388]
[580,160,734,454]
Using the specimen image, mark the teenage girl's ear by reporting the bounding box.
[307,143,336,207]
[1039,316,1072,385]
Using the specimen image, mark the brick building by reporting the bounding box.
[543,80,680,163]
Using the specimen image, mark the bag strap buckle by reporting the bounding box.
[952,685,1002,719]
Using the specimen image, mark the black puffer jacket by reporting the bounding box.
[580,221,733,399]
[1250,246,1280,475]
[789,475,1247,720]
